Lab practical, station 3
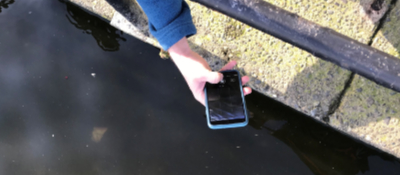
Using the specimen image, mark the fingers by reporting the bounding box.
[205,72,223,84]
[241,76,251,96]
[241,76,249,85]
[243,87,252,96]
[220,60,237,71]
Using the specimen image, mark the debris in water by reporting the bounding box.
[91,73,96,78]
[28,11,32,14]
[236,146,241,148]
[52,134,54,137]
[91,127,108,143]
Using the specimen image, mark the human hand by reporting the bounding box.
[168,37,252,106]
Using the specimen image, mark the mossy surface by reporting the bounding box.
[332,75,400,157]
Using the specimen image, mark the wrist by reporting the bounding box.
[167,37,211,77]
[168,37,192,59]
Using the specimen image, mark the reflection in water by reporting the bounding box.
[0,0,14,13]
[65,2,126,51]
[246,91,400,174]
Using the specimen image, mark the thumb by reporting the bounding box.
[205,71,223,84]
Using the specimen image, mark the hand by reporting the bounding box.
[168,37,252,106]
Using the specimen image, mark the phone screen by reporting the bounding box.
[206,71,246,125]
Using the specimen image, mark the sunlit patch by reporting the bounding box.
[91,127,108,143]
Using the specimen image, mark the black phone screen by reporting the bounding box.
[206,71,246,125]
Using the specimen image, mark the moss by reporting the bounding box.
[343,76,400,123]
[224,20,245,40]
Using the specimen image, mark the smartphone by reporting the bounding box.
[204,70,249,129]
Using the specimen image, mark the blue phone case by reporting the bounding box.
[204,70,249,129]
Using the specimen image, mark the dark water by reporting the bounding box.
[0,0,399,174]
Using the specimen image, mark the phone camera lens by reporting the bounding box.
[220,79,225,84]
